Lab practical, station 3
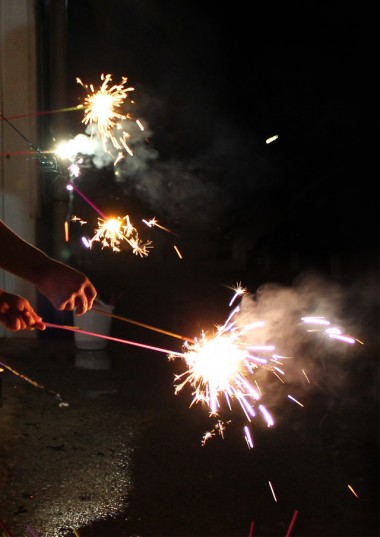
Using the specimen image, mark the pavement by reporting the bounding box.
[0,271,379,537]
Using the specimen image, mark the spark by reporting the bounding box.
[77,73,138,163]
[266,134,278,144]
[170,287,359,444]
[81,236,91,248]
[170,305,276,432]
[268,481,278,502]
[71,215,87,225]
[226,282,247,306]
[64,221,69,242]
[302,369,311,383]
[174,245,183,259]
[201,420,230,445]
[142,217,175,234]
[88,215,153,256]
[287,394,304,407]
[348,484,359,498]
[301,316,361,344]
[244,425,254,449]
[259,404,275,426]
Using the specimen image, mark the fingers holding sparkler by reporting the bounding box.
[0,292,45,332]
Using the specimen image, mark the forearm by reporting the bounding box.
[0,220,55,285]
[0,219,96,314]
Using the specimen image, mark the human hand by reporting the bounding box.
[36,260,97,315]
[0,290,46,331]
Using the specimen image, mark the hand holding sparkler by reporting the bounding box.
[34,259,97,315]
[0,219,97,318]
[0,290,45,331]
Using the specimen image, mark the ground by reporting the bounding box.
[0,265,378,537]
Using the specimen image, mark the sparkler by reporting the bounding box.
[47,283,360,448]
[168,285,360,443]
[87,215,153,256]
[2,98,160,258]
[77,73,142,164]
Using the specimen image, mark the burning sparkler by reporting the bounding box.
[77,73,143,164]
[86,215,153,256]
[169,284,360,444]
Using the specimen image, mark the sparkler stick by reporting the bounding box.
[0,360,65,404]
[2,109,152,256]
[285,510,299,537]
[0,151,48,157]
[248,520,255,537]
[0,112,107,220]
[92,306,194,343]
[0,112,38,147]
[45,323,183,357]
[5,106,82,121]
[68,181,106,219]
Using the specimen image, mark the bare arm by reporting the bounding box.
[0,220,97,315]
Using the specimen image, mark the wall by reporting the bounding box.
[0,0,38,338]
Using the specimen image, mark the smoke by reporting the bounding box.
[235,271,369,404]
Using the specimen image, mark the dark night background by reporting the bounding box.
[32,0,377,337]
[61,1,378,280]
[0,2,378,536]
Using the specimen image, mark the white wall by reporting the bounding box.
[0,0,38,338]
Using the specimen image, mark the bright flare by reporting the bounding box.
[77,73,137,163]
[89,215,152,256]
[170,288,360,445]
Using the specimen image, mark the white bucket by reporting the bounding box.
[73,303,114,350]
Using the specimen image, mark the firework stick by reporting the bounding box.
[0,360,64,402]
[45,323,183,357]
[248,520,255,537]
[92,307,194,343]
[5,105,82,120]
[68,182,106,219]
[285,510,299,537]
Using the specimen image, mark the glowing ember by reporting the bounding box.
[88,215,153,256]
[348,484,359,499]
